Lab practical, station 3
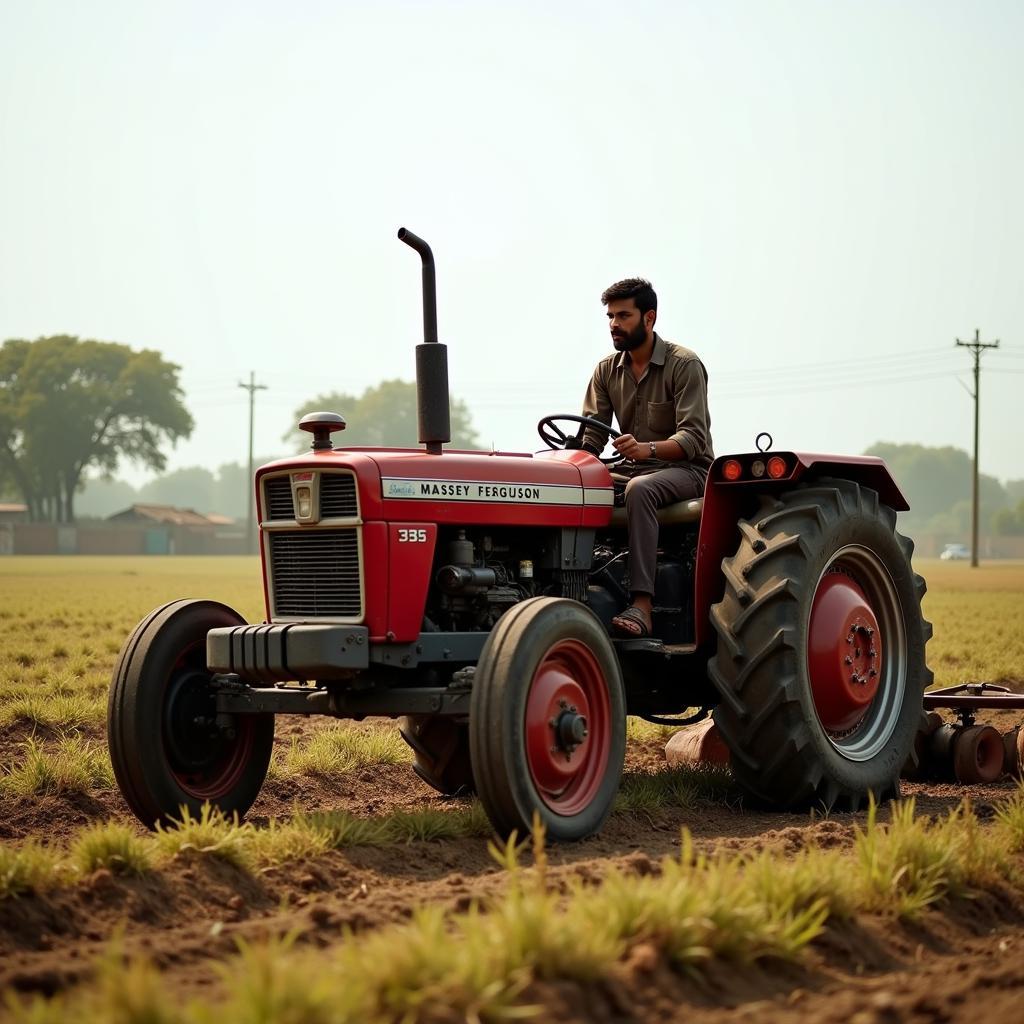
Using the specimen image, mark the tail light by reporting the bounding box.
[722,459,742,481]
[767,456,788,479]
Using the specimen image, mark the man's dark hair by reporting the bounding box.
[601,278,657,317]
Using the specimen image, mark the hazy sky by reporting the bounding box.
[2,1,1022,486]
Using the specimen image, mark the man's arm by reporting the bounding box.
[580,362,613,455]
[611,434,685,462]
[666,358,711,461]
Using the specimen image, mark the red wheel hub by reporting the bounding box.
[165,643,256,800]
[808,570,883,733]
[525,639,611,814]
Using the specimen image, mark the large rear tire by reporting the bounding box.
[469,597,626,841]
[709,479,932,810]
[399,715,475,795]
[107,599,275,828]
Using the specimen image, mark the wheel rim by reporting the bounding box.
[524,638,611,815]
[163,639,257,801]
[807,544,907,760]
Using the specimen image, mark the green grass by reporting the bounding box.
[383,804,492,843]
[919,560,1024,686]
[0,555,1020,809]
[292,808,391,849]
[70,823,151,877]
[615,764,735,816]
[11,792,1024,1024]
[0,841,67,898]
[154,804,254,870]
[276,724,411,778]
[0,691,105,730]
[0,802,498,902]
[0,557,265,730]
[0,735,114,797]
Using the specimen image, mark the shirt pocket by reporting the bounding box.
[647,399,676,435]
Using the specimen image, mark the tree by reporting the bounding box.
[75,477,140,519]
[864,442,1008,533]
[0,336,193,522]
[137,466,217,512]
[283,379,481,451]
[992,500,1024,537]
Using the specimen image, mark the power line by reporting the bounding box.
[956,329,999,568]
[712,348,961,382]
[473,366,962,407]
[238,372,268,554]
[713,368,957,399]
[460,347,962,393]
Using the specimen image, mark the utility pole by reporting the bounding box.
[955,329,999,568]
[238,372,268,554]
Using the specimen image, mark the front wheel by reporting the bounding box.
[469,597,626,841]
[107,599,274,828]
[708,479,932,810]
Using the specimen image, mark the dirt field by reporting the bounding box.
[1,557,1023,1022]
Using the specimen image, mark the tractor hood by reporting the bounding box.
[255,447,614,529]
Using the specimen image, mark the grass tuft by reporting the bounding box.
[70,823,151,877]
[279,725,411,779]
[292,810,390,849]
[0,841,66,899]
[154,805,253,871]
[994,784,1024,853]
[616,764,734,816]
[0,735,113,797]
[384,808,476,844]
[11,791,1024,1021]
[214,931,345,1024]
[0,692,105,730]
[854,796,1009,917]
[246,817,331,867]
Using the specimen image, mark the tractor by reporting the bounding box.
[108,229,934,841]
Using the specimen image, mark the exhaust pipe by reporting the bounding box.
[398,228,450,455]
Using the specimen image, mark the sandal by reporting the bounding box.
[611,605,651,638]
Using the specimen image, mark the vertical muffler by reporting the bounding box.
[398,228,451,455]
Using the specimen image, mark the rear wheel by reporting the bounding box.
[400,715,475,795]
[470,597,626,841]
[709,479,932,809]
[107,599,274,828]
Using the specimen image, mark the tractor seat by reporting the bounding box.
[609,497,703,528]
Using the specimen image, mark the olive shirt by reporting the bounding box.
[581,333,715,472]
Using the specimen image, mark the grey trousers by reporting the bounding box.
[616,463,706,598]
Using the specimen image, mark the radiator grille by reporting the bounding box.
[269,530,362,618]
[320,473,358,518]
[264,477,294,521]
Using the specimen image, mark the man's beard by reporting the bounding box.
[612,321,647,352]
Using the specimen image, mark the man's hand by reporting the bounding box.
[611,433,646,461]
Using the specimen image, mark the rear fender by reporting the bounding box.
[692,453,907,647]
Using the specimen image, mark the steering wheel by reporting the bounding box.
[537,414,624,465]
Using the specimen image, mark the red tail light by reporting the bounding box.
[723,459,742,481]
[767,456,788,479]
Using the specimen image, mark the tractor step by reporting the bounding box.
[613,638,697,657]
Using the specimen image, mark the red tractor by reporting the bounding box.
[108,230,932,841]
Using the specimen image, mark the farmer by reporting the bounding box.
[580,278,714,638]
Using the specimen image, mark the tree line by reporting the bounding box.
[0,336,192,522]
[865,443,1024,537]
[0,336,479,522]
[2,336,1021,533]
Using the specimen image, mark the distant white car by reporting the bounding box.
[940,543,970,561]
